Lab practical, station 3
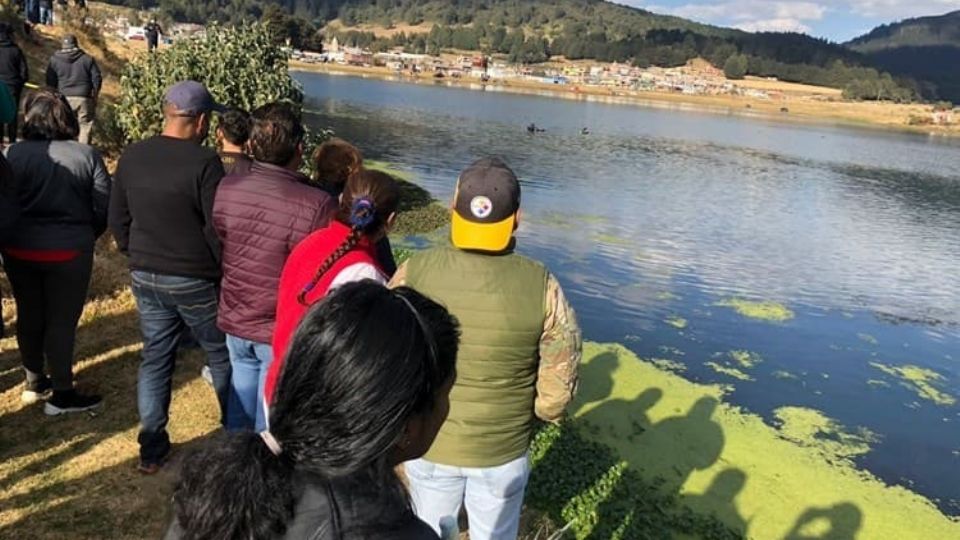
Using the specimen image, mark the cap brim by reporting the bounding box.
[451,212,515,252]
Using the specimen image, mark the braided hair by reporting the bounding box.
[297,169,400,305]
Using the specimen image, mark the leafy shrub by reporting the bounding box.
[116,23,303,142]
[527,422,739,540]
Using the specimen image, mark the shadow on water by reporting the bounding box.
[526,347,867,539]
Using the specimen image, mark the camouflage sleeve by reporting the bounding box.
[387,261,409,289]
[535,272,582,423]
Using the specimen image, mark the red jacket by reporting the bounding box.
[213,162,335,344]
[266,221,383,402]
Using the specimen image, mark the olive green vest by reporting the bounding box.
[406,246,547,467]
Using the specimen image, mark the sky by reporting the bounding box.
[629,0,960,42]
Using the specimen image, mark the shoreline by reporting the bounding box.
[291,61,960,139]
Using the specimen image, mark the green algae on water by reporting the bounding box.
[666,315,688,329]
[858,333,879,345]
[572,343,960,539]
[652,358,687,373]
[729,350,763,369]
[716,298,795,322]
[870,362,957,406]
[773,370,799,380]
[364,159,415,182]
[774,406,879,465]
[705,361,754,381]
[867,379,891,388]
[593,232,632,246]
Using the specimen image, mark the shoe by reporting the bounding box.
[21,376,53,404]
[201,365,213,386]
[138,450,171,475]
[43,390,103,416]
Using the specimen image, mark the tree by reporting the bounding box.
[117,24,303,142]
[724,54,748,80]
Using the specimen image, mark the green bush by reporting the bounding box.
[117,23,303,143]
[723,54,748,80]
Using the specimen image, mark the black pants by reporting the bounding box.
[2,85,21,144]
[3,251,93,390]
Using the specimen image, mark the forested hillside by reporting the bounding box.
[846,11,960,101]
[104,0,922,101]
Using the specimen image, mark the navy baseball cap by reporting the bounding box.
[164,81,225,116]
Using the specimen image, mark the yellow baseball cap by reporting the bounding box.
[450,158,520,253]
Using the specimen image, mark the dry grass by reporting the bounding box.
[0,238,223,539]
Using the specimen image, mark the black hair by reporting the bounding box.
[248,102,304,166]
[173,282,460,539]
[312,138,363,194]
[22,90,80,142]
[297,169,400,305]
[218,108,251,146]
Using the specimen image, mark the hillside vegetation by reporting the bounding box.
[102,0,921,101]
[847,11,960,102]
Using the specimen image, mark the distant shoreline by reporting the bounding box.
[291,61,960,139]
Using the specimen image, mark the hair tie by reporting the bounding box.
[349,197,376,229]
[260,431,283,456]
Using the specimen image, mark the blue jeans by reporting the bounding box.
[39,5,52,25]
[225,334,273,433]
[131,271,230,464]
[405,454,530,540]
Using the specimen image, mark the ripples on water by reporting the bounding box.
[297,72,960,511]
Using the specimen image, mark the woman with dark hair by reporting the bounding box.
[313,139,397,276]
[312,138,363,197]
[265,169,400,403]
[1,90,110,414]
[167,281,460,539]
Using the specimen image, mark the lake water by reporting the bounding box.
[295,71,960,514]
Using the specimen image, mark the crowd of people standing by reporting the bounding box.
[1,71,582,539]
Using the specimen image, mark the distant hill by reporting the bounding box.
[847,10,960,52]
[847,11,960,101]
[102,0,921,101]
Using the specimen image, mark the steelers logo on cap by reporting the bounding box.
[470,196,493,219]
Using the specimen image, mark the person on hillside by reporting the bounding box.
[266,168,400,404]
[0,24,29,144]
[390,157,581,540]
[144,18,163,52]
[216,108,252,176]
[312,138,397,275]
[1,90,111,414]
[38,0,53,25]
[45,35,101,145]
[213,102,335,433]
[166,281,460,540]
[108,80,229,474]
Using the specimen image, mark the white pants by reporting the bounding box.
[404,454,530,540]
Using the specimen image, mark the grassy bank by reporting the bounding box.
[291,61,960,138]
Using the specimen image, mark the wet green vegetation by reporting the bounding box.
[365,161,451,236]
[869,362,957,406]
[728,350,763,369]
[568,343,960,539]
[716,298,795,322]
[666,315,689,329]
[773,406,879,465]
[705,361,754,382]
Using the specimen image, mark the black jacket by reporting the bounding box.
[46,48,102,98]
[164,473,438,540]
[0,36,28,90]
[109,136,225,280]
[2,140,111,251]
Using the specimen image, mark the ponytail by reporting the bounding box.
[173,432,295,540]
[297,197,375,306]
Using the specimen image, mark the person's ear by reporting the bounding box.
[514,208,522,231]
[385,212,398,232]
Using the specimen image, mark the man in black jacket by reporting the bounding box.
[0,24,28,144]
[45,35,101,144]
[109,80,229,475]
